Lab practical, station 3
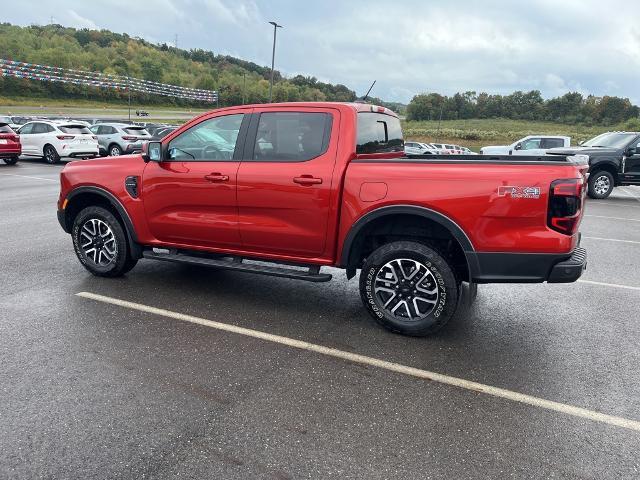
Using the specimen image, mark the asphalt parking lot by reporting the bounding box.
[1,159,639,479]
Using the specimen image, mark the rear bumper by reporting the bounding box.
[468,247,587,284]
[124,143,144,154]
[547,247,587,283]
[0,149,21,158]
[67,152,99,158]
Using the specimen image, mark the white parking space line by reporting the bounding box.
[77,291,640,433]
[0,173,57,182]
[584,215,640,223]
[582,236,640,245]
[578,280,640,291]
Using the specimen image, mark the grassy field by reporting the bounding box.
[402,118,612,151]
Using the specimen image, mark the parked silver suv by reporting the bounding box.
[89,123,151,156]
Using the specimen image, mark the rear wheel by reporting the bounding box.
[359,241,459,336]
[109,144,122,157]
[43,145,60,164]
[72,206,138,277]
[587,170,614,199]
[3,157,18,165]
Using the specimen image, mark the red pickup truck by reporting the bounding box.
[58,102,588,336]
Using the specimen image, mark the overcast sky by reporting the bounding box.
[5,0,640,103]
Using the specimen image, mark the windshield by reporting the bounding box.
[582,132,637,148]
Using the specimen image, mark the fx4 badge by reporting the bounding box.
[498,186,541,199]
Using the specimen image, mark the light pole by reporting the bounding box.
[268,21,282,103]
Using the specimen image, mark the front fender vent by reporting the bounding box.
[125,176,139,199]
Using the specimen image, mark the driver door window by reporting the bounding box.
[168,114,244,161]
[521,138,542,150]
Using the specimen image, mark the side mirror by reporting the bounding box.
[514,142,522,150]
[143,141,162,162]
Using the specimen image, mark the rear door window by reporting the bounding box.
[32,123,48,134]
[252,112,332,162]
[356,112,403,154]
[541,138,565,149]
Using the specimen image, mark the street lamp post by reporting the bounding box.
[268,21,282,103]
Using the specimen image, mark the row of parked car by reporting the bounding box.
[0,115,177,164]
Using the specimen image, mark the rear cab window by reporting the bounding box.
[356,112,403,155]
[0,124,14,133]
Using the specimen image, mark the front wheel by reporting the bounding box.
[359,241,459,336]
[43,145,60,164]
[72,206,138,277]
[3,157,19,165]
[587,170,614,199]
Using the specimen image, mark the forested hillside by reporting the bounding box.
[0,23,358,107]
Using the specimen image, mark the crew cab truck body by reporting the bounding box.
[548,131,640,199]
[57,102,588,336]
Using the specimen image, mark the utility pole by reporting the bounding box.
[174,34,178,49]
[436,102,444,142]
[268,21,283,103]
[242,73,246,105]
[127,76,131,122]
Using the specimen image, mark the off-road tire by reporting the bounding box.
[359,241,459,336]
[72,206,138,277]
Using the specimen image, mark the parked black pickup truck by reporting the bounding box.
[549,131,640,199]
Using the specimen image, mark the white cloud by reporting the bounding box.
[4,0,640,104]
[66,10,98,30]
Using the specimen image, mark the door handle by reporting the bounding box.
[293,175,322,186]
[204,173,229,182]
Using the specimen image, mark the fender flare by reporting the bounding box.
[339,205,478,278]
[63,186,142,258]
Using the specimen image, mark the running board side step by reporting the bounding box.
[142,250,333,283]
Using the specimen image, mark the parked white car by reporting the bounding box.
[431,143,456,154]
[404,142,438,156]
[18,121,99,164]
[480,135,570,156]
[459,146,478,155]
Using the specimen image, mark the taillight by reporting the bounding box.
[57,135,74,140]
[122,136,137,141]
[548,178,585,235]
